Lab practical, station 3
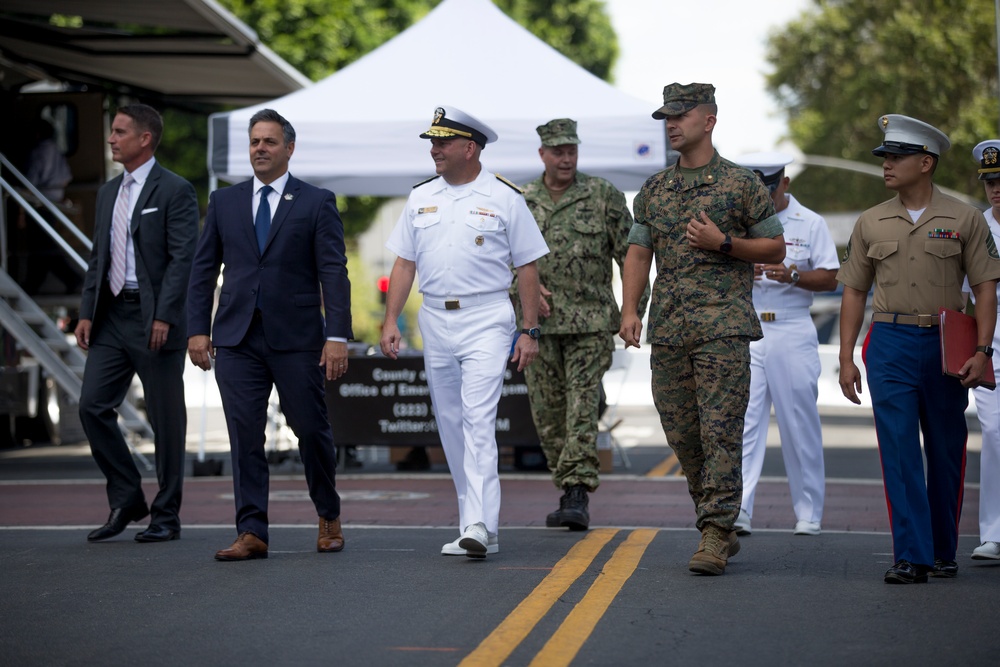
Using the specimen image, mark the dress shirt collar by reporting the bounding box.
[122,156,156,188]
[253,172,290,198]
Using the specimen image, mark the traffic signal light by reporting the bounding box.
[377,275,390,305]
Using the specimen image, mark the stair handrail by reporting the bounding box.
[0,177,88,273]
[0,153,93,252]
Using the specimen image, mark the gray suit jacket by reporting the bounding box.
[80,160,199,350]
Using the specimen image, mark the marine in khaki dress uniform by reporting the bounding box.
[837,114,1000,584]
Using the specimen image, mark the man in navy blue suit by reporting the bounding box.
[187,109,352,561]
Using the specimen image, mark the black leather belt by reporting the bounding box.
[117,288,140,304]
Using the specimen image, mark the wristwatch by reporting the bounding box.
[977,345,994,357]
[521,327,541,340]
[719,234,733,254]
[789,269,800,283]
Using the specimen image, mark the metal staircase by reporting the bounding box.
[1,154,153,468]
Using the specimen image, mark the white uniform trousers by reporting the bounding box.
[971,322,1000,543]
[418,299,515,535]
[741,310,825,523]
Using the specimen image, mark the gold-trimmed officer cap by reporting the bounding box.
[652,82,716,120]
[872,114,950,158]
[973,139,1000,181]
[536,118,580,147]
[736,151,794,194]
[419,105,498,147]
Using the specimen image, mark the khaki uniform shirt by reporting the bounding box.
[516,172,632,334]
[631,151,782,346]
[837,187,1000,314]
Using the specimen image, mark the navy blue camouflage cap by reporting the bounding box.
[536,118,580,146]
[652,82,716,120]
[973,140,1000,181]
[871,114,950,158]
[420,105,498,147]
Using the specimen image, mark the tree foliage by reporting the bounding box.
[765,0,998,209]
[215,0,619,237]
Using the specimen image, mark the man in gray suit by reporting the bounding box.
[76,104,199,543]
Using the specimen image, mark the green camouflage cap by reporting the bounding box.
[536,118,581,146]
[652,82,716,119]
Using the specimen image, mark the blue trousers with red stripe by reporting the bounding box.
[863,321,968,566]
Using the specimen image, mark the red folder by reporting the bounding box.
[939,308,996,390]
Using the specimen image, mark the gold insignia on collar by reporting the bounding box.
[705,174,714,183]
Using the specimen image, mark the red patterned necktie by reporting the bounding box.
[108,173,134,296]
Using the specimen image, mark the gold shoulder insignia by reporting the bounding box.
[495,173,522,193]
[413,175,440,189]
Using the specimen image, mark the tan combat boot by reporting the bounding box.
[688,524,740,575]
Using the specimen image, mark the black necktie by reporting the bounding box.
[256,185,273,253]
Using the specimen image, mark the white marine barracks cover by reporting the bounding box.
[208,0,668,195]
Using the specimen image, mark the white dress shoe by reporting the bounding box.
[442,533,498,556]
[458,522,489,558]
[734,508,752,535]
[972,541,1000,560]
[793,520,821,536]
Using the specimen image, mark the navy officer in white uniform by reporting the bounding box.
[734,152,839,536]
[381,106,548,558]
[966,139,1000,560]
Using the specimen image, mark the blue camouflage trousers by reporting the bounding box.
[525,332,613,491]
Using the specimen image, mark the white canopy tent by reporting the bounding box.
[208,0,669,195]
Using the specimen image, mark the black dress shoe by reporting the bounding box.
[135,524,180,543]
[884,559,929,584]
[87,503,150,542]
[930,558,958,578]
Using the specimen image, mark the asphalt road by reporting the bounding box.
[1,405,997,666]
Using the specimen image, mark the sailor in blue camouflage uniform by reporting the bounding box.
[516,118,645,531]
[381,106,548,559]
[838,114,1000,584]
[619,83,785,576]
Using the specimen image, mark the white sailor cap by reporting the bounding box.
[973,140,1000,181]
[419,105,498,147]
[872,114,950,158]
[736,151,794,193]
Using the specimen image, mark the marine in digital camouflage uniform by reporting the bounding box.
[619,83,785,576]
[514,118,646,531]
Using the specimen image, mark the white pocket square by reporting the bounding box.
[141,207,159,214]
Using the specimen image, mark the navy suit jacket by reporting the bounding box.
[187,174,352,350]
[80,161,199,350]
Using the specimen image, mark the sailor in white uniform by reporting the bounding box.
[734,152,840,536]
[381,106,548,558]
[967,139,1000,560]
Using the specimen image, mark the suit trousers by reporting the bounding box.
[864,322,968,565]
[214,312,340,544]
[418,299,515,535]
[79,292,187,530]
[741,312,825,524]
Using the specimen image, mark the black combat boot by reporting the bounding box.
[560,484,590,531]
[546,488,571,527]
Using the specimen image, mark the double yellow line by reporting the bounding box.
[645,449,685,477]
[459,528,658,667]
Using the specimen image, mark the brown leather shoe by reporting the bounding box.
[215,532,268,561]
[318,517,345,553]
